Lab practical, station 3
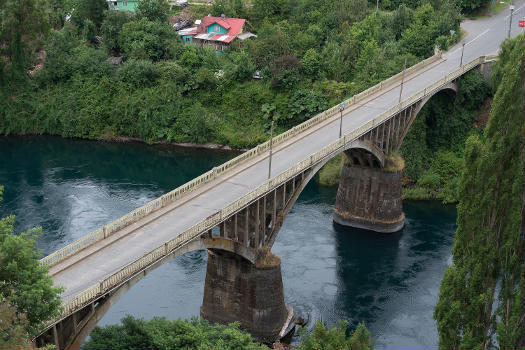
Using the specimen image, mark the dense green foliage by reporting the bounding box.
[298,320,373,350]
[82,316,268,350]
[0,0,49,80]
[400,69,490,202]
[0,186,63,337]
[82,316,375,350]
[434,35,525,350]
[0,297,33,350]
[1,0,465,148]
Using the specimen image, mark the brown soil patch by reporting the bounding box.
[474,97,492,128]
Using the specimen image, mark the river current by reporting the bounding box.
[0,136,456,349]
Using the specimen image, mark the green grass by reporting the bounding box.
[491,0,512,14]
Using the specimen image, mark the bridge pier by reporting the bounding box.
[200,248,294,343]
[333,152,404,233]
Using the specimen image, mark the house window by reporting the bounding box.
[122,1,127,6]
[214,25,220,32]
[185,37,191,42]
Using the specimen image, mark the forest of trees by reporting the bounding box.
[434,34,524,350]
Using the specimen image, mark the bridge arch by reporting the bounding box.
[413,81,458,118]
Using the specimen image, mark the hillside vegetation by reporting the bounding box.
[1,0,468,148]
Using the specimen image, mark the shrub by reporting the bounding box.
[417,171,440,189]
[119,18,178,61]
[118,59,158,87]
[287,89,328,124]
[101,11,133,55]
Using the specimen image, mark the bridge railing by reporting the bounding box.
[47,55,496,326]
[40,51,445,268]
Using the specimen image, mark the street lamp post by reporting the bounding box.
[398,57,407,103]
[460,40,466,67]
[339,103,346,138]
[508,4,515,38]
[268,120,274,180]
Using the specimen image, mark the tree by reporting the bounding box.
[252,0,287,22]
[82,18,97,43]
[71,0,108,29]
[0,186,63,336]
[301,48,322,80]
[392,4,413,39]
[227,51,255,82]
[136,0,169,23]
[0,0,49,74]
[118,59,158,87]
[82,316,269,350]
[456,0,486,14]
[298,320,374,350]
[119,18,178,61]
[33,23,80,84]
[434,35,525,350]
[101,10,133,55]
[0,297,33,350]
[287,89,328,124]
[270,54,301,89]
[332,0,368,26]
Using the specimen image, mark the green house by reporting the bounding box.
[107,0,139,12]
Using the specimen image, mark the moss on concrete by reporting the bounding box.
[317,153,343,186]
[255,247,281,269]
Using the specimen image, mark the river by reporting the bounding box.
[0,136,456,349]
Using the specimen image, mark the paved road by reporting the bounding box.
[50,2,525,303]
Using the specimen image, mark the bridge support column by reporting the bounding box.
[333,154,404,233]
[200,249,294,343]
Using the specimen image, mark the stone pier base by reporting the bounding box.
[333,159,404,233]
[200,249,293,343]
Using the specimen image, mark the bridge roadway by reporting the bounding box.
[49,2,524,305]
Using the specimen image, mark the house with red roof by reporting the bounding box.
[177,15,255,53]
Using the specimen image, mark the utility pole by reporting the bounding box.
[508,4,515,38]
[376,0,379,13]
[339,103,345,138]
[398,58,407,103]
[460,40,466,66]
[268,120,274,180]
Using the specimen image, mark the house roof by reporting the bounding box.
[195,16,246,43]
[178,26,198,36]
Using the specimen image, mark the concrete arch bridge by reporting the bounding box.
[35,52,496,349]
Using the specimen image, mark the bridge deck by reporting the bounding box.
[48,7,517,305]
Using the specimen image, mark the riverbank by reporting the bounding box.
[99,134,249,151]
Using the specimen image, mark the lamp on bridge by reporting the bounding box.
[339,102,346,138]
[508,4,515,38]
[460,40,466,67]
[268,120,274,180]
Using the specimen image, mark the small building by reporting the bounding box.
[178,16,255,53]
[107,0,140,12]
[178,26,199,44]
